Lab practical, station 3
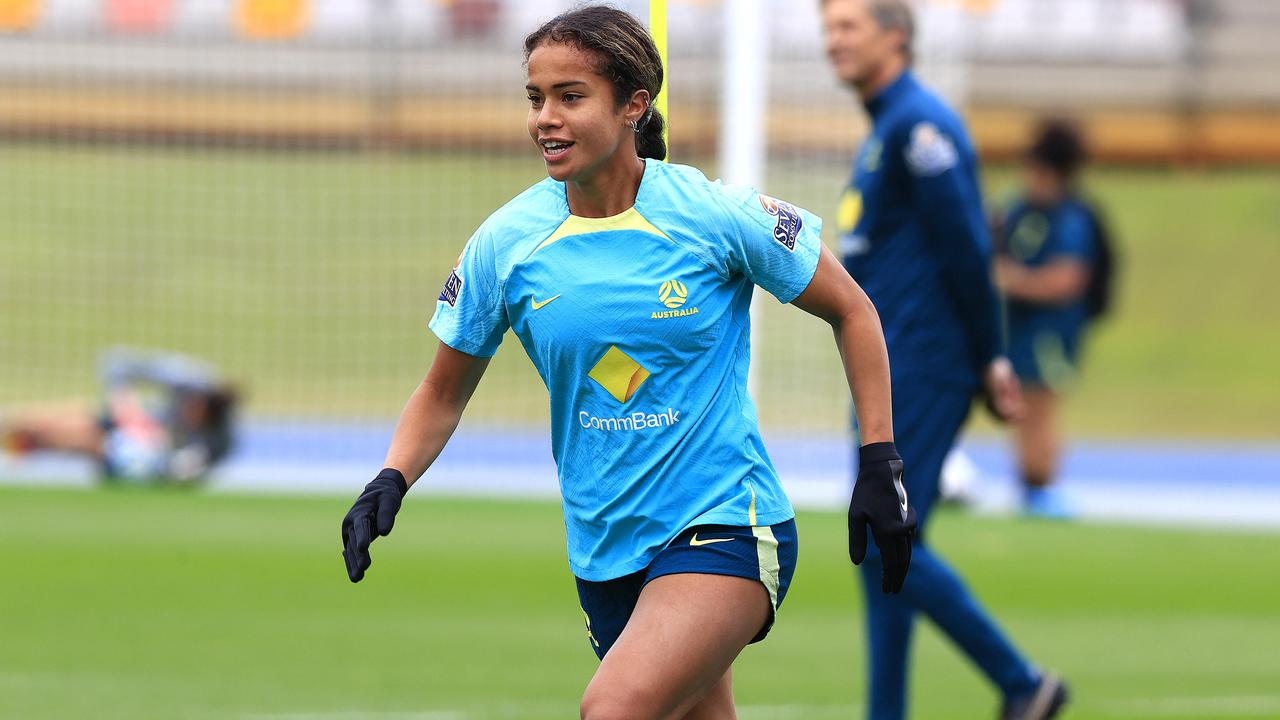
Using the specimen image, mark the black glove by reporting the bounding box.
[341,468,408,583]
[848,442,917,594]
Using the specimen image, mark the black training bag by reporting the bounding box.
[1081,198,1118,321]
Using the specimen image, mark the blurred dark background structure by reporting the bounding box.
[2,0,1278,160]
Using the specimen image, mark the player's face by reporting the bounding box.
[1024,161,1066,206]
[526,42,634,184]
[822,0,900,88]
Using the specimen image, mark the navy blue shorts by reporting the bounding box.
[574,519,798,660]
[1009,327,1082,391]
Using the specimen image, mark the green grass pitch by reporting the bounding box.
[2,485,1278,719]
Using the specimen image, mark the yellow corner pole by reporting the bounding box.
[649,0,669,159]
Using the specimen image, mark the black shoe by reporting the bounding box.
[1001,673,1069,720]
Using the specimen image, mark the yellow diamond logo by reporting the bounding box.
[588,346,651,403]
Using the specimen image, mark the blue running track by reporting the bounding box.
[3,421,1278,530]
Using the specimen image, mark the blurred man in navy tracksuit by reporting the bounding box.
[821,1,1069,718]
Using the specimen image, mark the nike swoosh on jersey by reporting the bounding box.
[531,294,562,310]
[689,533,735,547]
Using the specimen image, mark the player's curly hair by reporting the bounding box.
[523,5,667,161]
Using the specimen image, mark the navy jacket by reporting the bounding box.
[1001,196,1097,361]
[838,71,1001,392]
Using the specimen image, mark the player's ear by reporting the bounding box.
[624,89,651,127]
[891,28,910,60]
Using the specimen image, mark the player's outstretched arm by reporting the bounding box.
[994,256,1090,305]
[791,245,916,594]
[341,342,490,583]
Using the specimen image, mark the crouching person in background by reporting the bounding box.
[1,347,239,485]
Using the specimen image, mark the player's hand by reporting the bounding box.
[983,356,1024,423]
[848,442,917,594]
[992,256,1024,292]
[341,468,408,583]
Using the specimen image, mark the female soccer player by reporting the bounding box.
[995,119,1109,519]
[340,7,913,718]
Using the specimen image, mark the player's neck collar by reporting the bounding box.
[562,157,654,219]
[864,70,914,117]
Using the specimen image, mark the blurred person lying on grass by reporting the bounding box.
[1,348,239,485]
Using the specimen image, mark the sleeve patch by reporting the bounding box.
[905,122,958,177]
[438,268,463,307]
[758,194,803,251]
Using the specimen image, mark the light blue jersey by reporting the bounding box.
[429,159,822,581]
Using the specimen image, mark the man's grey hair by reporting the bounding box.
[869,0,915,63]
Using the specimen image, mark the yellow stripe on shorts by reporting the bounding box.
[752,524,780,610]
[746,481,780,608]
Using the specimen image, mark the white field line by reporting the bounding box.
[240,713,463,720]
[1102,695,1280,717]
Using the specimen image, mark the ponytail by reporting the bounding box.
[636,108,667,161]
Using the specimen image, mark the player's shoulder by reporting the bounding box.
[893,75,964,126]
[636,160,739,237]
[882,77,972,177]
[1055,198,1099,241]
[1060,196,1097,221]
[644,160,724,205]
[645,160,763,218]
[633,160,761,273]
[881,76,968,147]
[473,176,569,255]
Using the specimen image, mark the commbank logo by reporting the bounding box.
[587,346,651,403]
[582,346,683,433]
[578,408,681,432]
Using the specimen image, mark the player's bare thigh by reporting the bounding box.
[680,668,735,720]
[579,573,770,720]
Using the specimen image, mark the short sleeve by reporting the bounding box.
[1046,208,1095,262]
[427,226,509,358]
[715,184,823,304]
